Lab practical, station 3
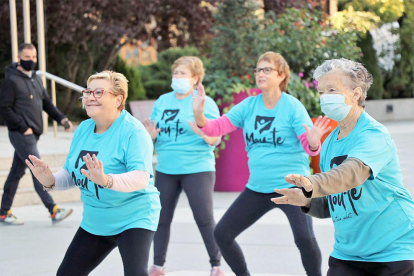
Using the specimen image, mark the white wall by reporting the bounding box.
[365,98,414,122]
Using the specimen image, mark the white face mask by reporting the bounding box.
[171,78,193,94]
[320,94,352,121]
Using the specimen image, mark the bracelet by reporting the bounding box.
[43,184,55,192]
[103,174,113,189]
[309,145,319,151]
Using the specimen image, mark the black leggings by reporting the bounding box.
[57,227,154,276]
[153,171,221,267]
[327,256,414,276]
[214,188,322,276]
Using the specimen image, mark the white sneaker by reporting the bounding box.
[51,206,73,224]
[149,265,165,276]
[0,210,24,225]
[210,266,225,276]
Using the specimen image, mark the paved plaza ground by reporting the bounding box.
[0,120,413,276]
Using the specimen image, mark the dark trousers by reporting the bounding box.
[153,171,221,267]
[0,131,55,215]
[327,256,414,276]
[57,227,155,276]
[214,188,322,276]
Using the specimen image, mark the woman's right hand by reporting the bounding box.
[271,188,312,207]
[25,155,55,187]
[144,118,161,140]
[192,83,207,127]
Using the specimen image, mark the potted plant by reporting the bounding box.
[205,72,259,191]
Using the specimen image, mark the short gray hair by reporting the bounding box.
[313,58,373,107]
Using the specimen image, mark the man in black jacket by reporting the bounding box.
[0,43,73,225]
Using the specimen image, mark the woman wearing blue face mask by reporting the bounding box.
[272,58,414,276]
[145,56,224,276]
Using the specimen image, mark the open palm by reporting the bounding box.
[192,83,206,116]
[303,115,331,147]
[25,155,55,187]
[144,118,160,139]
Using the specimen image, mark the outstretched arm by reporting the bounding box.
[283,158,371,198]
[271,188,331,219]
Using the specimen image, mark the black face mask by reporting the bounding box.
[20,59,36,71]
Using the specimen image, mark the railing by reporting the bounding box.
[36,70,84,138]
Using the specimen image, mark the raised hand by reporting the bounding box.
[144,118,161,139]
[25,155,55,187]
[303,115,331,149]
[284,174,314,192]
[80,154,107,186]
[271,188,311,207]
[192,83,207,127]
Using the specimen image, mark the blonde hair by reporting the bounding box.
[87,70,128,110]
[172,56,205,85]
[257,52,290,92]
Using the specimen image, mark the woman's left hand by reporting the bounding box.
[303,115,331,148]
[284,174,314,192]
[187,120,205,137]
[80,154,108,186]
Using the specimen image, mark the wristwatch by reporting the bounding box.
[43,184,55,192]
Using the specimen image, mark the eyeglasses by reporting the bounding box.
[253,67,278,75]
[82,88,112,98]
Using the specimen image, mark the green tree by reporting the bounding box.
[386,0,414,98]
[258,8,361,77]
[338,0,404,23]
[333,0,407,99]
[113,56,146,101]
[357,32,384,99]
[202,0,263,102]
[209,0,262,78]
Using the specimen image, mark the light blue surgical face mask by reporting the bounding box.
[320,94,352,121]
[171,78,193,94]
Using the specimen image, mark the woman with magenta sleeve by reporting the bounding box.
[193,52,331,276]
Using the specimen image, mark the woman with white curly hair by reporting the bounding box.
[272,58,414,275]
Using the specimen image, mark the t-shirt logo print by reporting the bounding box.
[328,155,363,222]
[255,116,275,134]
[157,109,187,142]
[245,115,284,148]
[72,150,103,200]
[161,109,180,123]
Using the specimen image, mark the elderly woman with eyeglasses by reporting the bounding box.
[192,52,329,276]
[271,58,414,276]
[25,71,161,276]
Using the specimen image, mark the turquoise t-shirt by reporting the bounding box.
[150,91,220,174]
[225,92,313,193]
[320,111,414,262]
[64,110,161,236]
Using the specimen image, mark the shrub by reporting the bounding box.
[113,56,146,101]
[357,32,384,99]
